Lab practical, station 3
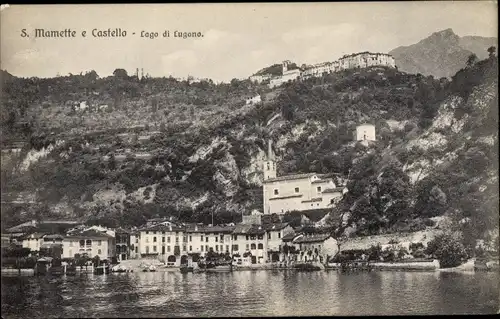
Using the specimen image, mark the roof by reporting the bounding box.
[203,225,235,234]
[286,209,330,222]
[21,232,46,240]
[66,230,114,239]
[262,223,290,232]
[114,227,131,234]
[6,220,37,233]
[311,179,332,184]
[293,234,332,244]
[269,194,303,201]
[138,224,184,232]
[232,224,265,235]
[44,234,65,240]
[282,232,298,242]
[322,187,345,194]
[263,173,320,183]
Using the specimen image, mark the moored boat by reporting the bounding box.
[180,266,194,273]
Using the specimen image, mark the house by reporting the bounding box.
[62,229,115,260]
[262,140,345,215]
[40,234,65,259]
[231,224,267,264]
[137,223,188,266]
[20,232,46,254]
[129,230,140,259]
[201,225,235,256]
[355,123,376,142]
[115,228,131,261]
[293,233,338,263]
[263,223,294,262]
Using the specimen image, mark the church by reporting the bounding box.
[262,140,346,215]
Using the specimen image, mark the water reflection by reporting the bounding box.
[2,270,498,318]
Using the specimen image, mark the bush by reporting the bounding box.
[425,233,468,268]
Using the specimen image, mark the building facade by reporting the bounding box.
[355,124,376,141]
[62,230,115,260]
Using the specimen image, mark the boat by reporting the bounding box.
[94,264,110,275]
[148,265,157,272]
[65,265,77,276]
[112,265,128,273]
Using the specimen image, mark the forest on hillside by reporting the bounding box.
[1,49,498,256]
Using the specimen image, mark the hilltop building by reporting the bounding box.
[262,140,345,215]
[250,52,396,88]
[355,123,376,142]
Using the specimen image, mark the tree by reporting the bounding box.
[487,46,496,58]
[425,233,467,268]
[466,54,478,68]
[113,69,128,79]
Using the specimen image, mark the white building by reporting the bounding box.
[262,140,345,215]
[21,232,45,254]
[293,233,338,263]
[62,229,115,260]
[231,224,268,264]
[355,124,376,141]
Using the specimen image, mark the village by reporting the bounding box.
[249,51,396,88]
[3,123,485,275]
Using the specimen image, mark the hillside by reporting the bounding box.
[1,50,498,254]
[390,28,497,78]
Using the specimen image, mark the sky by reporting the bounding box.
[1,2,497,83]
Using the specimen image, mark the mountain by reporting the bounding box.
[1,54,498,255]
[390,28,497,78]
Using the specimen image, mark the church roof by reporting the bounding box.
[263,173,321,183]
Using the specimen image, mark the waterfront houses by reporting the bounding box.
[115,228,131,261]
[62,229,115,260]
[20,232,45,254]
[293,233,338,263]
[263,223,294,262]
[232,224,268,264]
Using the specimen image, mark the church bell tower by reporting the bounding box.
[263,139,277,180]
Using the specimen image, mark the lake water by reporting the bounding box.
[1,270,499,317]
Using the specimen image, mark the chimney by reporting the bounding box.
[195,225,198,231]
[169,225,172,232]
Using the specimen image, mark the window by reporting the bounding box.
[153,237,157,243]
[201,235,204,241]
[162,237,165,243]
[215,245,219,251]
[189,236,192,242]
[220,245,223,251]
[258,243,263,249]
[317,186,322,192]
[97,240,102,246]
[98,249,102,255]
[162,231,165,235]
[146,246,150,253]
[274,189,279,195]
[205,237,209,242]
[153,231,157,235]
[250,243,256,250]
[258,235,263,240]
[69,241,74,247]
[183,246,186,251]
[233,244,239,251]
[295,187,299,193]
[201,245,204,252]
[175,232,179,236]
[311,204,313,206]
[233,235,238,240]
[205,245,209,251]
[175,237,179,243]
[189,246,192,251]
[135,247,138,253]
[136,238,139,243]
[86,239,92,246]
[278,233,281,239]
[146,231,149,235]
[183,236,187,242]
[267,163,270,170]
[246,235,249,241]
[153,246,157,252]
[167,237,171,243]
[226,245,229,252]
[215,237,218,242]
[250,236,256,240]
[267,233,271,239]
[146,237,149,243]
[167,246,171,252]
[246,244,249,250]
[220,234,224,241]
